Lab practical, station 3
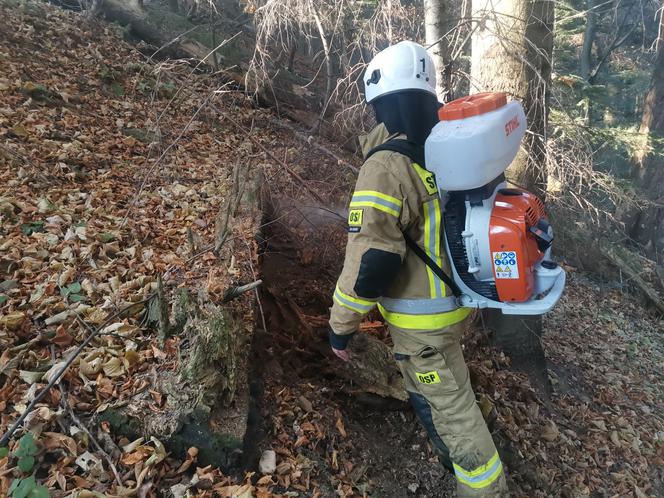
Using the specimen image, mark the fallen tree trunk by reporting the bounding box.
[599,243,664,314]
[97,0,212,61]
[340,333,408,402]
[98,157,263,471]
[99,291,251,470]
[89,0,358,151]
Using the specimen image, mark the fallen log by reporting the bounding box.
[98,157,263,471]
[266,115,360,174]
[99,292,251,470]
[97,0,212,62]
[599,242,664,313]
[340,333,408,401]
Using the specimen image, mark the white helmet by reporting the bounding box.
[364,41,437,103]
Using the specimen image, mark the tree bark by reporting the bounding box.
[580,0,597,81]
[470,0,554,396]
[470,0,554,198]
[97,0,211,60]
[628,11,664,261]
[580,0,597,124]
[425,0,452,100]
[310,1,334,133]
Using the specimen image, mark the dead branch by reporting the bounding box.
[600,243,664,313]
[222,280,263,303]
[217,107,328,204]
[267,116,359,173]
[0,294,156,448]
[66,405,123,486]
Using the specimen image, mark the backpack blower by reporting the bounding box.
[368,92,565,315]
[424,92,565,315]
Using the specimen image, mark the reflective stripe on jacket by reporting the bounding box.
[329,123,471,336]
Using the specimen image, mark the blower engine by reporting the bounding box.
[425,92,565,315]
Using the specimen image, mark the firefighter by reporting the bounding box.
[328,41,509,497]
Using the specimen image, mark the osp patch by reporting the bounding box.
[416,371,441,384]
[348,209,363,233]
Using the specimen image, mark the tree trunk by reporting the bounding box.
[580,0,597,124]
[310,1,334,133]
[580,0,596,81]
[97,0,211,60]
[168,0,179,13]
[470,0,554,198]
[425,0,452,100]
[470,0,554,396]
[628,12,664,261]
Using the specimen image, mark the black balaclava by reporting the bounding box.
[371,90,441,145]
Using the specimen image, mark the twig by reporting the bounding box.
[240,236,268,335]
[66,405,123,486]
[214,106,328,205]
[222,280,263,303]
[266,116,359,174]
[0,294,155,448]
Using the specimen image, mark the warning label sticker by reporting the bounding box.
[493,251,519,279]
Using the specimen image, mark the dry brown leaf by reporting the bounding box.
[102,356,125,377]
[335,417,347,438]
[0,311,26,330]
[541,421,559,442]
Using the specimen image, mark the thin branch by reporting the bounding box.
[216,107,328,204]
[0,294,155,448]
[66,406,123,486]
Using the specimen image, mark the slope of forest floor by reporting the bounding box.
[0,2,662,498]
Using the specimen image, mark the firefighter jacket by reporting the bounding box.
[329,123,471,346]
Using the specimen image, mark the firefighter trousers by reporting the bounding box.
[391,320,509,497]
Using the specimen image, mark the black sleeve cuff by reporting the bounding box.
[329,329,355,350]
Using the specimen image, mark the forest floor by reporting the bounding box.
[0,2,663,498]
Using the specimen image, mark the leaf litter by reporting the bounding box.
[0,2,662,498]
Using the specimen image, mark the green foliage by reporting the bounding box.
[0,295,8,305]
[98,232,116,243]
[110,82,125,97]
[60,281,84,303]
[136,77,177,99]
[9,476,49,498]
[0,446,8,458]
[20,221,44,236]
[98,66,121,84]
[8,434,48,498]
[17,455,34,472]
[15,433,38,463]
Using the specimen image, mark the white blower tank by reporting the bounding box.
[423,92,565,315]
[425,93,526,191]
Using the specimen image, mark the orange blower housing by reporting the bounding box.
[489,189,549,302]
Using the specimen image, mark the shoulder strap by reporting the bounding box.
[366,138,426,168]
[403,234,462,298]
[365,139,461,299]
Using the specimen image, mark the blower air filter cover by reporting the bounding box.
[438,92,508,121]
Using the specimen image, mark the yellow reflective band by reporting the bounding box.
[421,198,446,298]
[412,163,438,195]
[350,190,402,218]
[377,305,471,330]
[432,198,444,298]
[349,200,399,217]
[416,371,441,384]
[353,190,403,207]
[453,451,504,490]
[333,285,376,314]
[423,199,433,297]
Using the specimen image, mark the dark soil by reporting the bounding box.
[252,195,456,497]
